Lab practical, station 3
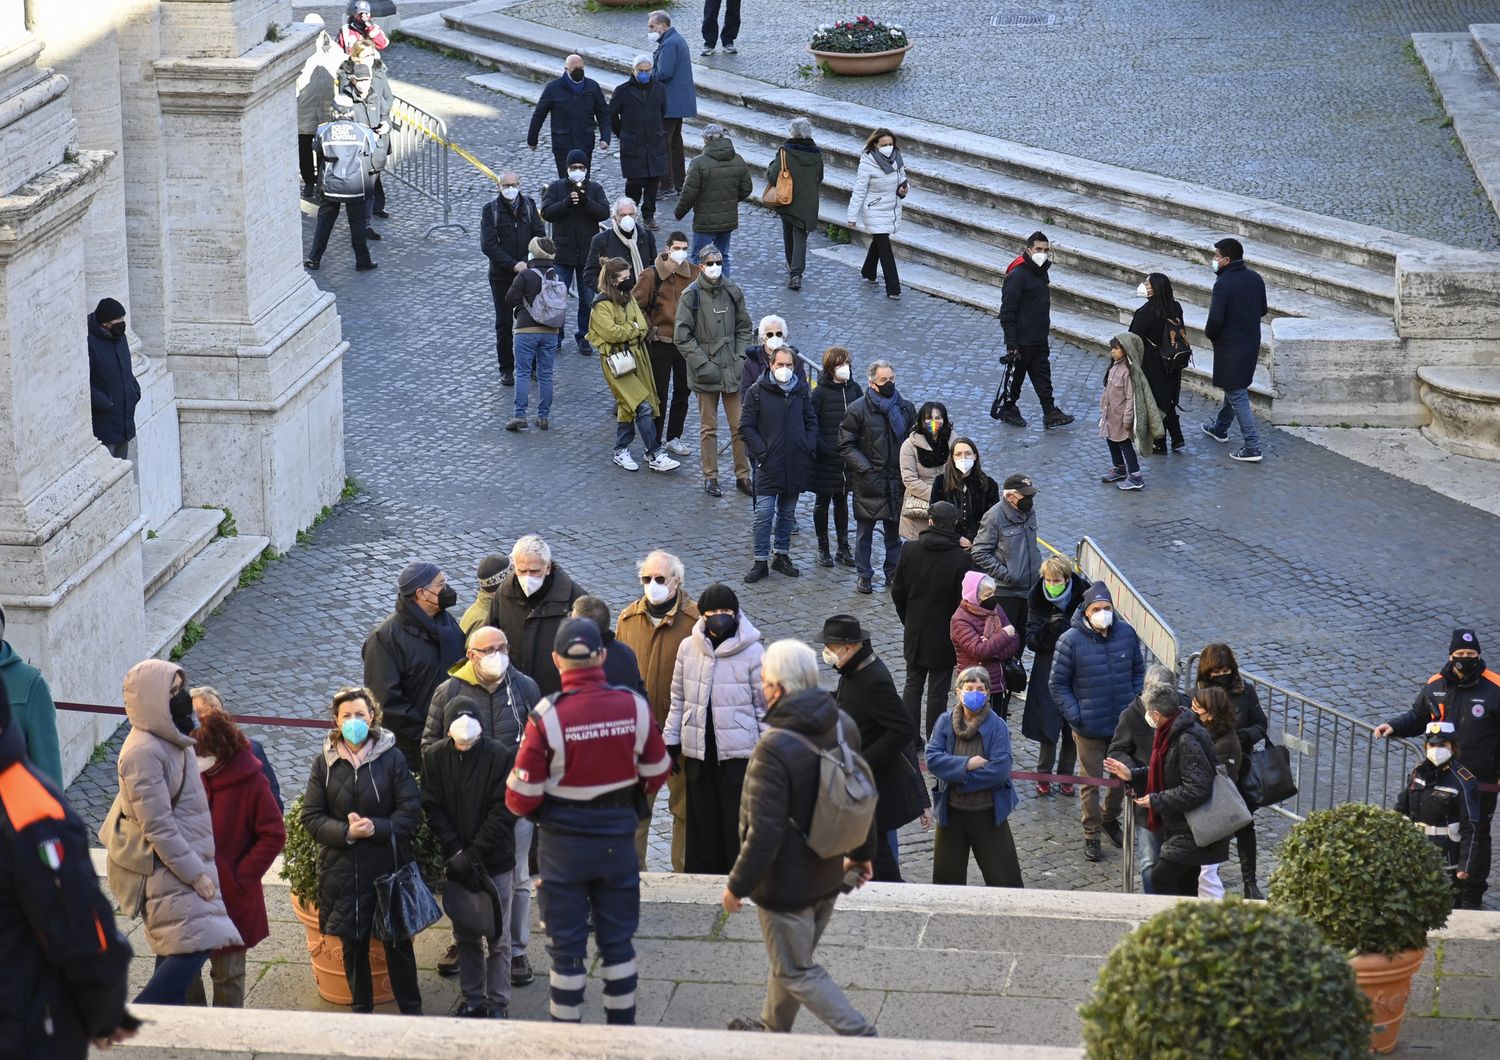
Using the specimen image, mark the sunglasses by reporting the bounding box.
[764,330,785,338]
[640,574,671,585]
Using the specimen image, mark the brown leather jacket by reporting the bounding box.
[631,253,700,342]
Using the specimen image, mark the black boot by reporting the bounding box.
[816,546,834,568]
[744,561,769,584]
[1043,408,1075,429]
[834,536,855,568]
[998,403,1027,427]
[770,553,801,577]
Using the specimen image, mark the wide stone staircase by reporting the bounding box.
[139,506,267,659]
[402,2,1487,427]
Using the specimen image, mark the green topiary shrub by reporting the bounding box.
[1080,899,1370,1059]
[1269,803,1452,956]
[281,791,448,909]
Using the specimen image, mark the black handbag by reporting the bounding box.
[1240,741,1297,809]
[372,836,443,942]
[1002,659,1027,695]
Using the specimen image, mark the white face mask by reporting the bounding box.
[1427,746,1453,767]
[1089,609,1114,631]
[618,215,636,233]
[1031,251,1049,267]
[1144,712,1160,730]
[1135,281,1148,298]
[1210,258,1221,273]
[877,144,894,157]
[520,573,545,596]
[764,335,785,351]
[668,249,688,265]
[449,715,483,745]
[647,30,661,42]
[956,457,975,475]
[568,168,587,182]
[501,186,519,202]
[702,264,722,280]
[476,651,509,682]
[822,647,842,668]
[772,365,794,384]
[644,579,674,605]
[834,364,851,382]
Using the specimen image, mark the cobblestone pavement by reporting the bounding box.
[66,37,1499,906]
[507,0,1500,247]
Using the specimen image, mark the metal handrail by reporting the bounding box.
[387,97,466,238]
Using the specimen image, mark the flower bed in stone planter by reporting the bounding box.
[808,16,912,76]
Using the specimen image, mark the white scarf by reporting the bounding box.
[614,221,644,277]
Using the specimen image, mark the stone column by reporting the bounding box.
[155,2,346,552]
[0,8,145,783]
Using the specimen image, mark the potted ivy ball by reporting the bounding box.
[1080,899,1370,1059]
[1269,803,1454,1054]
[808,16,912,76]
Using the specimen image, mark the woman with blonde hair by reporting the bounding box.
[588,256,680,473]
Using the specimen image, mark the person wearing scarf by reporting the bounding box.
[846,127,909,297]
[841,360,916,594]
[584,198,657,296]
[897,400,952,541]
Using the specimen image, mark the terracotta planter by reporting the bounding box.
[1350,946,1425,1054]
[290,894,393,1006]
[808,45,913,77]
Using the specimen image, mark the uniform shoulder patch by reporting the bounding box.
[0,763,65,831]
[1456,765,1476,782]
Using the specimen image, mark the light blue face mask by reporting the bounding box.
[341,718,370,746]
[635,70,651,83]
[960,689,988,711]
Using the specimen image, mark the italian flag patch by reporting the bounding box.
[38,837,63,870]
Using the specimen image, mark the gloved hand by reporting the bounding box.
[665,743,682,777]
[446,850,479,889]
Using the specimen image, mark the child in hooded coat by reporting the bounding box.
[1099,332,1164,491]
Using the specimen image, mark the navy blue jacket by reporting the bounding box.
[1049,585,1145,740]
[926,707,1020,827]
[87,313,140,446]
[609,77,668,181]
[811,374,857,496]
[652,28,697,119]
[540,177,612,267]
[602,630,645,695]
[527,74,610,154]
[740,372,817,498]
[1204,259,1267,391]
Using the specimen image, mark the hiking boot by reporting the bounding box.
[1100,465,1127,484]
[437,943,460,977]
[1102,820,1124,848]
[816,547,834,568]
[744,561,770,584]
[1043,408,1075,428]
[511,955,534,986]
[788,273,801,290]
[834,547,856,569]
[1084,837,1103,862]
[505,417,527,432]
[770,553,800,577]
[1118,472,1145,490]
[998,403,1027,427]
[855,575,873,595]
[1201,421,1230,443]
[1231,447,1263,462]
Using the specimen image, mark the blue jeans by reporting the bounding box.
[854,517,901,579]
[549,263,593,347]
[537,828,640,1024]
[1137,822,1163,894]
[615,400,660,456]
[690,231,733,275]
[137,951,211,1004]
[513,332,558,419]
[752,491,798,560]
[1211,387,1261,451]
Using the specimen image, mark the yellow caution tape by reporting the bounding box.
[391,101,502,186]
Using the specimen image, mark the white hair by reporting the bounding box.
[510,534,551,566]
[1145,663,1177,689]
[866,358,893,381]
[633,53,654,69]
[639,549,685,584]
[613,196,638,216]
[649,9,671,25]
[763,639,820,694]
[758,314,787,337]
[789,116,813,139]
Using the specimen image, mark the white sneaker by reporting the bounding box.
[613,449,640,472]
[648,450,681,472]
[665,437,692,457]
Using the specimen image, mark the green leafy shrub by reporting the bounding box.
[281,790,449,909]
[810,15,908,54]
[1270,803,1452,956]
[1080,899,1369,1059]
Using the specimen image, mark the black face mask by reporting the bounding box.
[1209,673,1236,688]
[436,585,458,611]
[568,68,585,82]
[107,321,127,339]
[1015,495,1034,513]
[1452,656,1484,682]
[704,614,738,641]
[169,687,196,736]
[875,381,895,398]
[978,597,999,611]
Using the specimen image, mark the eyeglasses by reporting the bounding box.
[472,645,507,655]
[640,574,671,585]
[764,331,785,338]
[500,183,519,190]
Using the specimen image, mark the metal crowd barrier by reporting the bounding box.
[387,97,467,239]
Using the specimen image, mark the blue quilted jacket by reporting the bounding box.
[1048,583,1145,740]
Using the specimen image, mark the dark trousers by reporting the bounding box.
[996,595,1028,641]
[854,517,901,579]
[488,271,516,373]
[813,492,850,552]
[342,935,421,1014]
[1006,343,1057,411]
[860,234,900,295]
[1149,857,1200,897]
[536,828,640,1024]
[1464,792,1496,906]
[367,174,386,222]
[1037,719,1077,777]
[298,133,317,187]
[549,262,593,347]
[625,176,659,221]
[1107,439,1141,475]
[702,0,742,46]
[648,340,690,442]
[308,195,371,267]
[684,754,748,874]
[874,829,902,883]
[932,810,1023,887]
[903,663,953,742]
[552,147,592,180]
[782,218,808,278]
[663,119,686,192]
[1234,818,1258,884]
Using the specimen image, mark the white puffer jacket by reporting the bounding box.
[846,150,907,236]
[665,613,766,761]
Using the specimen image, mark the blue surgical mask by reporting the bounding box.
[635,71,651,83]
[341,718,370,745]
[961,690,988,711]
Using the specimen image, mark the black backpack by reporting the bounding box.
[1159,317,1193,372]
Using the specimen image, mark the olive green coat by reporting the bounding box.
[588,297,661,423]
[673,276,752,394]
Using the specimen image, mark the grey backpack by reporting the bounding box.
[526,266,569,329]
[775,720,878,859]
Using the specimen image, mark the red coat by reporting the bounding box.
[201,746,285,951]
[950,597,1021,695]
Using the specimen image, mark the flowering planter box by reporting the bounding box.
[808,16,911,76]
[808,44,913,76]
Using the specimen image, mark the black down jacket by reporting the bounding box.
[1000,255,1051,350]
[362,597,466,773]
[811,373,857,496]
[301,728,423,941]
[481,194,546,278]
[485,564,588,697]
[420,699,517,881]
[609,76,668,181]
[839,390,917,522]
[740,372,817,497]
[727,688,876,912]
[1125,709,1231,867]
[88,312,140,446]
[540,176,611,267]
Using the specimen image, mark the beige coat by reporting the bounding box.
[116,659,241,955]
[898,433,943,541]
[1100,332,1165,453]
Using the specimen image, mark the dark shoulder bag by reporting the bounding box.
[372,834,443,942]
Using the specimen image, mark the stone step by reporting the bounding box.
[140,507,226,600]
[462,51,1395,319]
[421,6,1450,275]
[143,534,269,660]
[1417,366,1500,461]
[1412,32,1500,222]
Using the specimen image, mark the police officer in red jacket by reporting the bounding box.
[506,618,670,1025]
[0,682,136,1056]
[1378,628,1500,908]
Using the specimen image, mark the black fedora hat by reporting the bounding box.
[820,614,868,645]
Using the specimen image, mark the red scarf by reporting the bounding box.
[1145,710,1179,832]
